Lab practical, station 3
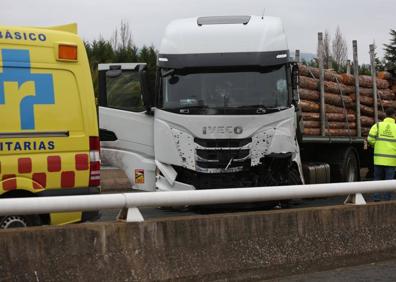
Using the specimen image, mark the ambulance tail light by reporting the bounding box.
[58,44,78,61]
[89,136,101,187]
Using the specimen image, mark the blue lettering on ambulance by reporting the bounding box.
[5,142,12,151]
[47,141,55,150]
[28,33,36,41]
[5,31,12,39]
[14,32,22,40]
[0,49,55,130]
[38,34,46,41]
[0,31,46,42]
[38,141,46,150]
[24,142,31,151]
[0,141,55,152]
[14,142,22,151]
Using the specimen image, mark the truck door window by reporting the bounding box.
[105,71,144,112]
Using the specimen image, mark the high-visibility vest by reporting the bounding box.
[368,117,396,166]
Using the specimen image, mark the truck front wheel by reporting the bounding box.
[288,167,303,185]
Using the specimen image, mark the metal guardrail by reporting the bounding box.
[0,180,396,222]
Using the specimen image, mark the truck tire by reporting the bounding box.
[288,167,303,185]
[331,147,360,182]
[0,215,41,229]
[280,167,302,208]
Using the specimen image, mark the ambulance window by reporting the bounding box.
[106,71,144,112]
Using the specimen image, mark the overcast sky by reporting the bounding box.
[1,0,394,63]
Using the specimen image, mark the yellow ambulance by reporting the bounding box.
[0,23,100,228]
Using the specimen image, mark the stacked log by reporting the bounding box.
[391,73,396,118]
[377,71,396,118]
[298,64,395,137]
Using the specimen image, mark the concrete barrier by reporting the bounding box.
[1,202,396,281]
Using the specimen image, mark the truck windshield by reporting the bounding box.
[160,65,290,115]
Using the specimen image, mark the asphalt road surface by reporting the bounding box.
[264,259,396,282]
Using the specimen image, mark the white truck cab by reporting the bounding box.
[99,15,303,192]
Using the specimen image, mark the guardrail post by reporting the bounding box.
[344,193,366,205]
[117,207,144,222]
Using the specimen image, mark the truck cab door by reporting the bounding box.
[98,63,155,191]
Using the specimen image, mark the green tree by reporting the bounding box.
[373,43,386,72]
[138,45,158,93]
[359,64,371,75]
[85,21,159,98]
[85,38,114,95]
[384,29,396,73]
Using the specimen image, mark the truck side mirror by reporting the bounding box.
[138,65,154,114]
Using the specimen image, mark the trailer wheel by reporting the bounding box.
[0,215,41,229]
[344,150,359,182]
[332,147,360,182]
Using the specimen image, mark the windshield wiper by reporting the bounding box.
[264,106,289,112]
[235,105,289,114]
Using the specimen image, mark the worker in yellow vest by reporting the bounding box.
[368,108,396,201]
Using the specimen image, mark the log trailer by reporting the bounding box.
[98,15,368,193]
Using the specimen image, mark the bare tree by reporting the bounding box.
[332,26,348,71]
[110,28,118,50]
[119,20,133,50]
[317,30,332,69]
[110,20,134,51]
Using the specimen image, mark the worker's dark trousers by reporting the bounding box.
[373,165,395,201]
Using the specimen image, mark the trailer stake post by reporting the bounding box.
[318,33,326,136]
[295,49,300,63]
[370,44,378,123]
[353,40,361,137]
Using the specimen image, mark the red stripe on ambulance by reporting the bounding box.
[32,173,47,189]
[75,154,89,170]
[47,156,61,172]
[2,174,16,191]
[18,157,32,173]
[61,171,75,188]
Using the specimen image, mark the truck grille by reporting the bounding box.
[174,166,258,189]
[196,149,250,160]
[194,138,252,172]
[195,138,251,148]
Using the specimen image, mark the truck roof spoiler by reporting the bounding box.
[37,23,78,34]
[197,16,251,26]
